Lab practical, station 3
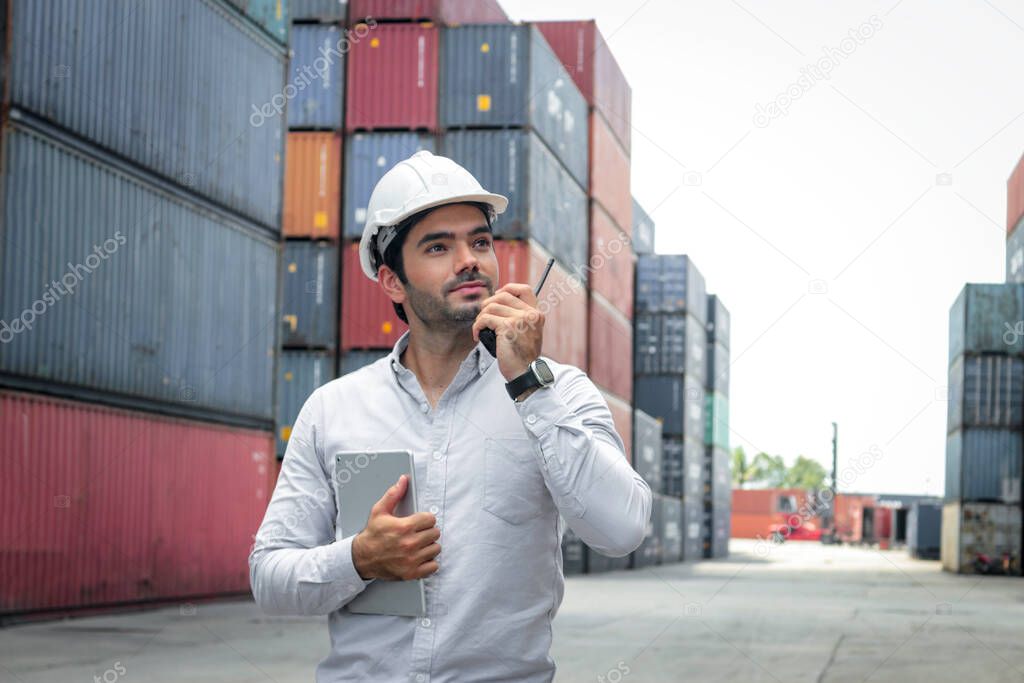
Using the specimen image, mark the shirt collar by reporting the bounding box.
[387,330,496,379]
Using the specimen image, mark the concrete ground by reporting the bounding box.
[2,540,1022,682]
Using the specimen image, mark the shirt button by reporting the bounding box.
[421,618,432,627]
[429,505,439,514]
[420,402,429,413]
[527,414,537,424]
[432,450,442,460]
[415,675,426,683]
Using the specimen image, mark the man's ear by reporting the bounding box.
[377,265,406,306]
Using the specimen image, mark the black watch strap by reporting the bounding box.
[506,364,542,400]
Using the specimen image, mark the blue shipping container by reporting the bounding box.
[633,409,663,492]
[282,241,339,349]
[947,354,1024,432]
[636,254,707,321]
[6,0,287,230]
[948,284,1024,362]
[634,374,706,441]
[343,132,437,238]
[288,24,347,129]
[631,197,655,255]
[945,428,1022,504]
[706,294,730,349]
[634,313,705,380]
[0,123,278,423]
[440,24,589,191]
[277,350,335,455]
[340,349,390,376]
[706,340,730,397]
[442,129,588,274]
[290,0,347,22]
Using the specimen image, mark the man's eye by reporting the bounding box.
[474,238,491,248]
[427,244,445,253]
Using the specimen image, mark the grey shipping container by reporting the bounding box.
[586,547,630,573]
[948,284,1024,362]
[710,446,731,506]
[709,505,730,559]
[682,499,703,560]
[343,132,437,239]
[1008,226,1024,284]
[661,437,704,500]
[634,374,705,440]
[634,313,706,381]
[631,197,655,255]
[440,24,589,191]
[223,0,290,44]
[941,501,1022,575]
[706,294,730,349]
[636,254,707,321]
[0,123,278,424]
[947,354,1024,431]
[282,241,339,349]
[659,495,683,563]
[632,495,663,568]
[633,409,664,492]
[945,428,1022,504]
[340,349,389,375]
[561,524,586,575]
[287,24,346,129]
[6,0,287,230]
[290,0,347,22]
[442,129,588,273]
[706,340,730,397]
[277,350,335,455]
[907,501,942,559]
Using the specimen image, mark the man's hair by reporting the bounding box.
[378,202,495,324]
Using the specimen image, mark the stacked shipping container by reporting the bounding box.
[0,0,287,614]
[704,295,732,558]
[633,254,708,562]
[277,12,349,457]
[942,284,1024,575]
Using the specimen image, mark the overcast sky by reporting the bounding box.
[500,0,1024,495]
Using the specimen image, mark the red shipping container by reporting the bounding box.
[589,110,632,234]
[536,20,632,155]
[341,241,408,350]
[349,0,508,25]
[589,201,635,319]
[589,293,632,401]
[0,390,274,615]
[283,132,342,240]
[601,389,633,462]
[1009,153,1024,234]
[345,23,439,133]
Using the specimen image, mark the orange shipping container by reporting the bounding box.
[283,132,342,239]
[589,110,631,234]
[589,201,635,319]
[589,293,632,401]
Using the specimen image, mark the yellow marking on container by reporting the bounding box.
[371,37,380,48]
[283,314,297,331]
[284,371,293,382]
[480,42,490,53]
[477,94,491,112]
[280,426,292,441]
[314,211,328,229]
[288,262,297,273]
[382,321,393,334]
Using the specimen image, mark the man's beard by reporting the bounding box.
[404,275,494,331]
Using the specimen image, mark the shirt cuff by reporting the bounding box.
[513,385,571,438]
[321,534,375,594]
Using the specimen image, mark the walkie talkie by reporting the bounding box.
[479,257,556,358]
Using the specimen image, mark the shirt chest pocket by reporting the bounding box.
[482,436,549,525]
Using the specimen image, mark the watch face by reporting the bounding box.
[534,359,554,384]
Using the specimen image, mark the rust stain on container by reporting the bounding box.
[283,132,342,239]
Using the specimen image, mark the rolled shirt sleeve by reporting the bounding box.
[513,366,652,557]
[248,389,373,616]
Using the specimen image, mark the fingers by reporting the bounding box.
[407,511,438,531]
[472,312,506,341]
[496,282,536,305]
[413,542,442,564]
[478,302,522,319]
[481,290,532,310]
[412,525,441,546]
[372,474,408,516]
[411,561,439,579]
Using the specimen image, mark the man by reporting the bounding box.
[249,151,652,682]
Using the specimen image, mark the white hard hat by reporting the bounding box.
[358,150,509,281]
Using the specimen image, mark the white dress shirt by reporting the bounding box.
[249,331,652,682]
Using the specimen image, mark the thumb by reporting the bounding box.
[372,474,408,517]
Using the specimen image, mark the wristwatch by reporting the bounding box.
[505,358,555,401]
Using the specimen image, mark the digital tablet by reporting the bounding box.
[334,449,426,617]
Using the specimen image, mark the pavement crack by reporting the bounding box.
[815,633,845,683]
